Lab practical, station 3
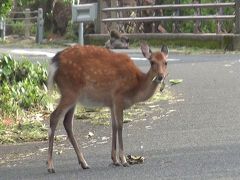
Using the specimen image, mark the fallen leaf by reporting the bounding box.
[169,79,183,85]
[224,64,231,67]
[0,160,6,164]
[126,154,144,165]
[166,110,176,114]
[102,136,110,141]
[96,141,108,145]
[145,126,152,130]
[56,150,63,155]
[39,147,48,152]
[149,105,160,108]
[123,119,132,123]
[55,135,67,141]
[89,139,97,143]
[88,132,94,138]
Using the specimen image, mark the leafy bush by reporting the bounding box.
[0,55,49,144]
[7,21,37,36]
[0,0,12,17]
[0,55,48,115]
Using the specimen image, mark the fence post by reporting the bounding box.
[110,0,117,31]
[193,0,201,33]
[216,0,226,33]
[235,0,240,34]
[95,0,101,33]
[99,0,108,33]
[36,8,44,43]
[24,8,31,37]
[172,0,181,33]
[0,17,5,40]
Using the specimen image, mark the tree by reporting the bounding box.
[0,0,12,17]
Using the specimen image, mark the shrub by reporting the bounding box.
[0,55,50,144]
[0,0,12,17]
[0,55,48,116]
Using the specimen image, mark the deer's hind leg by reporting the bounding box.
[63,105,89,169]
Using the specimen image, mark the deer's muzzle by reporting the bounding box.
[152,75,167,92]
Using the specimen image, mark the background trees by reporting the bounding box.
[0,0,12,17]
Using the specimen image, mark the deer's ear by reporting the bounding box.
[141,43,152,59]
[161,45,169,58]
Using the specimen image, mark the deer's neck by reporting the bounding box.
[133,68,158,103]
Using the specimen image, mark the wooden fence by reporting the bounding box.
[99,1,240,34]
[0,8,44,43]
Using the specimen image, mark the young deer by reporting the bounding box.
[47,43,168,173]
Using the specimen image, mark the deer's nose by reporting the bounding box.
[157,75,163,82]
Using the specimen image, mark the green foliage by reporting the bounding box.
[0,0,12,17]
[16,0,47,8]
[7,21,37,36]
[0,55,49,144]
[0,55,48,114]
[65,21,78,41]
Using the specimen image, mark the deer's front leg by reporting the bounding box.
[47,102,69,173]
[63,106,89,169]
[111,108,121,166]
[113,104,129,167]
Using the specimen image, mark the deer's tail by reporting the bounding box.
[47,52,60,90]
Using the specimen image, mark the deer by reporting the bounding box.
[105,29,129,49]
[47,43,168,173]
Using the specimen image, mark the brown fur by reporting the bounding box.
[55,45,142,107]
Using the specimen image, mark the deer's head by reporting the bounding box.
[141,43,168,91]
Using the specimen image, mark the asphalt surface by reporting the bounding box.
[0,48,240,179]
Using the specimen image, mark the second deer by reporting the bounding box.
[47,43,168,173]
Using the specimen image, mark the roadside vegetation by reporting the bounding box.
[0,55,49,144]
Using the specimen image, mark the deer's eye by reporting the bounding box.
[165,62,168,66]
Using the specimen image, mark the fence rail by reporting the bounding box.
[102,15,235,23]
[102,3,235,11]
[7,17,38,21]
[0,8,44,43]
[9,10,38,14]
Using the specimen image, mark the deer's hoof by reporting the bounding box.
[81,164,90,170]
[122,162,130,167]
[113,162,121,166]
[83,166,90,170]
[48,168,56,173]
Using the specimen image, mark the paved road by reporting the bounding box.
[1,48,240,179]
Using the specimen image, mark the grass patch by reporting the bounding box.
[76,107,111,126]
[0,120,48,144]
[150,88,174,102]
